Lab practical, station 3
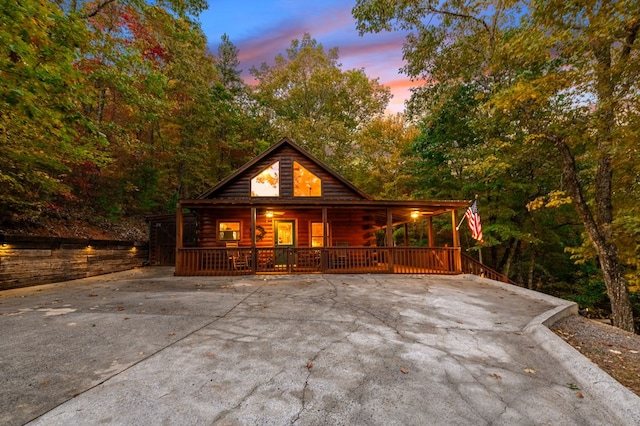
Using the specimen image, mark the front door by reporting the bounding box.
[275,220,295,266]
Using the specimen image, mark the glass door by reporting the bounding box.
[275,220,295,266]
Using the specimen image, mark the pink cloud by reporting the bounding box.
[209,5,419,114]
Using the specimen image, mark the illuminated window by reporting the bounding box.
[251,162,279,197]
[311,222,326,247]
[219,221,241,241]
[294,161,321,197]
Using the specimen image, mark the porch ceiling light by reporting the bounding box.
[411,210,420,219]
[265,210,274,218]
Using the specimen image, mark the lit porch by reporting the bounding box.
[174,200,469,276]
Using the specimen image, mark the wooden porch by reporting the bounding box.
[175,246,462,276]
[175,246,513,284]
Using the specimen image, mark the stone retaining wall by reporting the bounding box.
[0,235,149,290]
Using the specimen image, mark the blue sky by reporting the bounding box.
[198,0,414,114]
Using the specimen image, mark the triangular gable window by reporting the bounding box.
[294,161,321,197]
[251,162,279,197]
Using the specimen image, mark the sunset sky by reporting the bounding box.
[198,0,415,114]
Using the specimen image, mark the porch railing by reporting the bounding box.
[460,253,516,284]
[175,247,462,276]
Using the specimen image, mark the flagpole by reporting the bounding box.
[461,195,484,266]
[472,194,483,264]
[455,213,466,231]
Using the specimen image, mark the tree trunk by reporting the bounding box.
[502,238,519,279]
[598,240,635,331]
[527,249,536,290]
[553,137,635,332]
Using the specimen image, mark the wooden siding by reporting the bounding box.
[195,207,383,249]
[148,214,196,265]
[327,208,379,246]
[206,146,365,200]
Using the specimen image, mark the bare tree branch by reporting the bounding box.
[82,0,118,19]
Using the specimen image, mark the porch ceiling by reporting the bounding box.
[178,198,470,227]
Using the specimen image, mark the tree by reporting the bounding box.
[353,0,639,331]
[250,33,391,173]
[350,114,418,199]
[407,81,583,287]
[0,0,107,220]
[216,33,245,96]
[63,0,249,213]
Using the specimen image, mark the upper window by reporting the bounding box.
[251,162,279,197]
[294,161,321,197]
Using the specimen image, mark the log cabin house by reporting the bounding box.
[175,137,472,276]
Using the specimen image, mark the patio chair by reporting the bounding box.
[333,241,349,268]
[226,242,250,270]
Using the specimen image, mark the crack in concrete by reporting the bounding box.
[291,322,362,425]
[290,290,361,425]
[211,366,289,424]
[25,280,268,424]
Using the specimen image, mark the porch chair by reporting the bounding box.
[333,241,349,269]
[226,242,250,270]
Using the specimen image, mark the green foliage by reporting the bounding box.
[349,114,418,198]
[354,0,639,330]
[0,0,108,218]
[1,0,258,225]
[250,33,391,173]
[564,278,610,317]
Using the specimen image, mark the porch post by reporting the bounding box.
[427,216,434,247]
[322,207,328,271]
[176,202,184,275]
[386,208,394,272]
[251,207,257,273]
[451,209,461,272]
[403,223,409,246]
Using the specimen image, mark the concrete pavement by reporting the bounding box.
[1,268,638,425]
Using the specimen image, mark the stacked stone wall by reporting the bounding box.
[0,235,148,290]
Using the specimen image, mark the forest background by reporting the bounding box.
[1,0,638,331]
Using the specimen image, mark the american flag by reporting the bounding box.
[465,199,483,242]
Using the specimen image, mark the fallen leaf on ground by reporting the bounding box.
[306,362,313,369]
[400,367,408,374]
[524,368,536,375]
[490,373,502,380]
[576,392,584,399]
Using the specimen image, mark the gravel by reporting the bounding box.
[552,315,640,397]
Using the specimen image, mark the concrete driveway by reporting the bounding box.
[1,268,638,425]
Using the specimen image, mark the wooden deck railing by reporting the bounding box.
[175,247,462,276]
[460,253,517,284]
